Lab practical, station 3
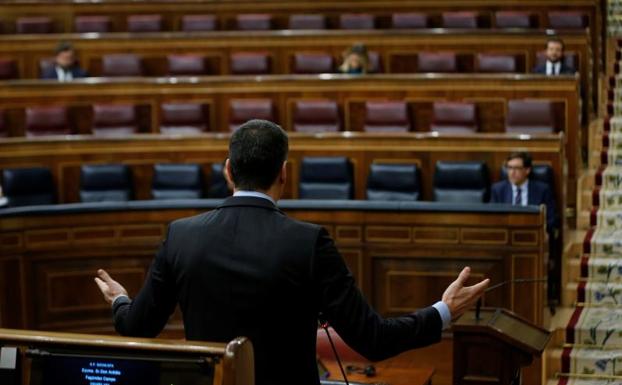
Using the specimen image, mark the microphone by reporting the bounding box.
[318,314,350,385]
[475,278,548,321]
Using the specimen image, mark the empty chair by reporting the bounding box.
[289,14,326,30]
[236,14,272,30]
[367,51,382,73]
[364,101,411,132]
[38,57,55,77]
[293,53,334,74]
[339,14,375,30]
[442,12,479,29]
[2,167,56,207]
[505,100,555,134]
[433,161,489,203]
[74,16,112,33]
[167,54,207,76]
[207,163,230,198]
[230,52,271,75]
[476,53,517,73]
[181,15,217,32]
[494,11,534,28]
[0,58,17,80]
[391,13,428,29]
[547,11,588,29]
[25,106,70,137]
[229,99,274,131]
[92,104,139,136]
[299,157,353,199]
[417,52,457,73]
[431,101,478,134]
[16,17,53,34]
[101,54,142,77]
[127,14,163,33]
[152,163,203,200]
[80,164,132,202]
[0,111,6,137]
[160,102,207,134]
[366,163,420,201]
[293,100,340,133]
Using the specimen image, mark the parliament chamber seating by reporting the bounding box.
[101,53,143,77]
[339,14,376,30]
[207,163,230,198]
[235,14,272,30]
[25,106,71,137]
[289,14,327,30]
[364,101,411,132]
[547,11,588,29]
[500,164,555,191]
[430,101,479,134]
[366,163,420,201]
[181,15,217,32]
[441,11,480,29]
[1,167,56,207]
[535,50,578,72]
[160,102,208,134]
[0,111,6,137]
[494,11,534,28]
[0,58,17,79]
[293,100,340,133]
[152,163,204,200]
[127,14,163,33]
[433,161,490,203]
[74,15,112,33]
[229,99,275,131]
[293,53,334,74]
[475,53,518,73]
[505,99,556,134]
[166,54,209,76]
[417,52,458,73]
[38,57,56,77]
[299,157,354,200]
[229,52,271,75]
[391,13,428,29]
[16,16,53,34]
[79,164,133,202]
[92,104,139,136]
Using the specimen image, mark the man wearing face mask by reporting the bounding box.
[533,37,576,76]
[40,41,89,81]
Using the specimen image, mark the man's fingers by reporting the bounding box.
[97,269,113,283]
[94,277,108,293]
[454,266,471,287]
[469,278,490,294]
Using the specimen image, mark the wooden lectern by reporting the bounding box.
[452,308,551,385]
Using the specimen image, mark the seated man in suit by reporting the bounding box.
[40,41,88,81]
[94,119,489,385]
[533,37,576,75]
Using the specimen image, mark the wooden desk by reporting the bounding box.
[322,361,434,385]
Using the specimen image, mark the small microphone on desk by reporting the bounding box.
[475,278,548,321]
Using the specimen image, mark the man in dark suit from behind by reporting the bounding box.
[532,36,576,75]
[40,41,88,81]
[491,151,560,303]
[94,119,489,385]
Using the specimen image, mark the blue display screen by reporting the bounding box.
[39,356,159,385]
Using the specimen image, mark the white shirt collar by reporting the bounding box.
[511,179,529,192]
[233,190,276,205]
[55,66,73,82]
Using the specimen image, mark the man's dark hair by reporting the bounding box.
[55,41,74,56]
[546,36,565,51]
[229,119,288,191]
[506,151,532,169]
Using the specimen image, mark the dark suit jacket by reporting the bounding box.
[112,196,442,385]
[490,180,559,232]
[40,65,88,80]
[533,61,576,75]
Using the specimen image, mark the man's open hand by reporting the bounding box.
[94,269,128,304]
[442,267,490,320]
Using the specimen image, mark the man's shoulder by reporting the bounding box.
[492,180,510,191]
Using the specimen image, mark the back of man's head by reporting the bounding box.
[229,119,289,191]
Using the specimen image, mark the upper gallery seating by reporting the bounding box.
[91,104,139,137]
[126,14,163,33]
[159,102,209,134]
[339,14,376,30]
[228,99,275,131]
[25,106,71,137]
[293,53,335,74]
[505,100,556,134]
[363,101,411,132]
[293,100,340,133]
[430,102,479,134]
[166,55,209,76]
[441,11,479,29]
[289,14,327,30]
[101,54,143,77]
[181,15,217,32]
[235,14,272,30]
[229,52,271,75]
[74,16,112,33]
